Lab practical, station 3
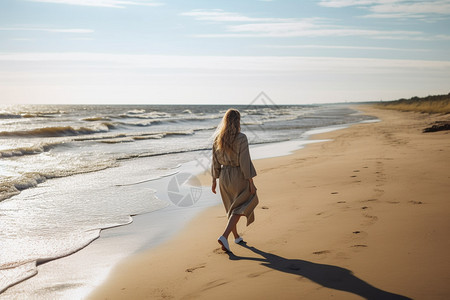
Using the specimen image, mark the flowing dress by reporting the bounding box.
[212,132,259,226]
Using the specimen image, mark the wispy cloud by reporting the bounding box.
[27,0,164,9]
[220,21,422,39]
[318,0,450,19]
[318,0,397,8]
[180,9,289,22]
[182,8,448,40]
[260,44,430,51]
[0,27,94,33]
[1,52,449,72]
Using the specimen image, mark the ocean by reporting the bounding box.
[0,104,376,296]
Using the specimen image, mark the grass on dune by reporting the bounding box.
[376,93,450,114]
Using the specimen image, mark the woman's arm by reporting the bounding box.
[212,178,217,194]
[211,145,221,194]
[239,134,257,179]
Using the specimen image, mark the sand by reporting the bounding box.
[89,106,450,300]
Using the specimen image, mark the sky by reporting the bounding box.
[0,0,449,105]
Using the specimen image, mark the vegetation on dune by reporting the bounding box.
[376,93,450,114]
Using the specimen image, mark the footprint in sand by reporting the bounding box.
[374,188,384,195]
[362,214,378,226]
[313,250,331,255]
[201,280,229,292]
[213,248,226,254]
[361,198,378,203]
[409,200,424,205]
[352,230,368,238]
[186,264,206,273]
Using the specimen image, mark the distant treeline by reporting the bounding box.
[377,93,450,114]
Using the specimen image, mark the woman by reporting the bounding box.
[211,109,258,252]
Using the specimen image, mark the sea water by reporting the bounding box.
[0,104,375,294]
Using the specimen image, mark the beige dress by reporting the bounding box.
[212,132,259,226]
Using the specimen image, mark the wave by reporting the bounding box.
[117,120,162,127]
[99,130,194,144]
[132,134,164,140]
[0,123,115,138]
[126,109,146,115]
[118,116,221,128]
[73,130,193,143]
[0,222,126,294]
[0,110,66,119]
[0,142,60,158]
[0,173,47,202]
[118,110,170,120]
[116,145,211,161]
[0,159,118,202]
[100,137,136,144]
[116,112,222,123]
[164,130,194,136]
[0,113,22,119]
[82,116,112,122]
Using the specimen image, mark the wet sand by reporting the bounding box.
[89,106,450,300]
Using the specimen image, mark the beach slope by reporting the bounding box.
[89,106,450,300]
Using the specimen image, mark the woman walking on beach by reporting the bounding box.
[212,109,259,252]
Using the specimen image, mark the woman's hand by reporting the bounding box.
[212,179,217,194]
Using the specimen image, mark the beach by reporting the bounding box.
[89,106,450,300]
[0,104,374,297]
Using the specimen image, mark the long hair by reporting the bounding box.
[213,109,241,154]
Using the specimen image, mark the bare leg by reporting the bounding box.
[232,224,239,240]
[222,214,241,240]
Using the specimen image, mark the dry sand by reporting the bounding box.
[89,106,450,300]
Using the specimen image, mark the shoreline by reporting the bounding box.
[89,105,450,299]
[0,111,370,298]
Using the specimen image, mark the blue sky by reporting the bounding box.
[1,0,449,104]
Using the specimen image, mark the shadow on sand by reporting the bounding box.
[227,243,411,300]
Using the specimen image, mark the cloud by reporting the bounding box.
[260,44,430,51]
[219,21,423,39]
[0,27,94,33]
[180,9,289,22]
[181,9,445,40]
[191,21,426,40]
[318,0,450,19]
[318,0,392,8]
[27,0,164,9]
[1,52,449,73]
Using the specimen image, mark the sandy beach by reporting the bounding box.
[89,106,450,300]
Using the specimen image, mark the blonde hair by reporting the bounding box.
[213,109,241,154]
